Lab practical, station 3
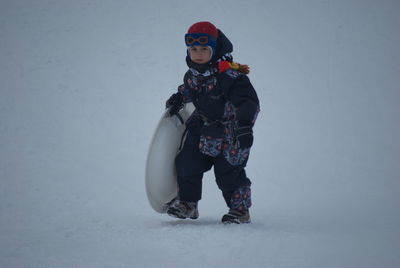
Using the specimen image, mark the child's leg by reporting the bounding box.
[175,134,213,202]
[214,157,252,223]
[213,156,252,210]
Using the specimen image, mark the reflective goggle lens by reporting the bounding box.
[185,35,209,45]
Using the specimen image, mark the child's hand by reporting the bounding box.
[234,125,253,148]
[166,93,184,115]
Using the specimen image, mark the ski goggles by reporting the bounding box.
[185,33,216,48]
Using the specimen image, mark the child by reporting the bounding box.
[165,21,259,224]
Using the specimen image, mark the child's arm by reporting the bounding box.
[227,75,260,127]
[226,75,260,148]
[165,72,193,115]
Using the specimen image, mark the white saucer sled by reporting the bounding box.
[145,103,195,213]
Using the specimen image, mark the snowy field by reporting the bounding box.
[1,0,400,267]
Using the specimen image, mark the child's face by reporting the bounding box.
[188,46,212,64]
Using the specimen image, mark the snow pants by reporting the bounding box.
[175,133,252,209]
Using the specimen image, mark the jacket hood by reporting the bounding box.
[214,29,233,60]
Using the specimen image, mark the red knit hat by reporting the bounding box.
[187,21,218,39]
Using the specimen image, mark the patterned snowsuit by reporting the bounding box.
[175,64,259,210]
[169,28,260,210]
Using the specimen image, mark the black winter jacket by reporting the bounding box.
[180,68,259,126]
[172,29,260,165]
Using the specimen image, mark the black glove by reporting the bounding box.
[165,93,183,116]
[234,124,253,148]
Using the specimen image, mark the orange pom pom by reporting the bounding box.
[238,64,250,74]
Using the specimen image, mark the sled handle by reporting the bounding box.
[166,107,185,125]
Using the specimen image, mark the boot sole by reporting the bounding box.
[167,207,198,220]
[221,214,251,224]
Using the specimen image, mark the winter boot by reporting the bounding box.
[221,209,251,224]
[162,197,179,213]
[167,200,199,219]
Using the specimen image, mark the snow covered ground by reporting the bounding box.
[1,0,399,267]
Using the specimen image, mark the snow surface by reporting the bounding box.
[1,0,400,267]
